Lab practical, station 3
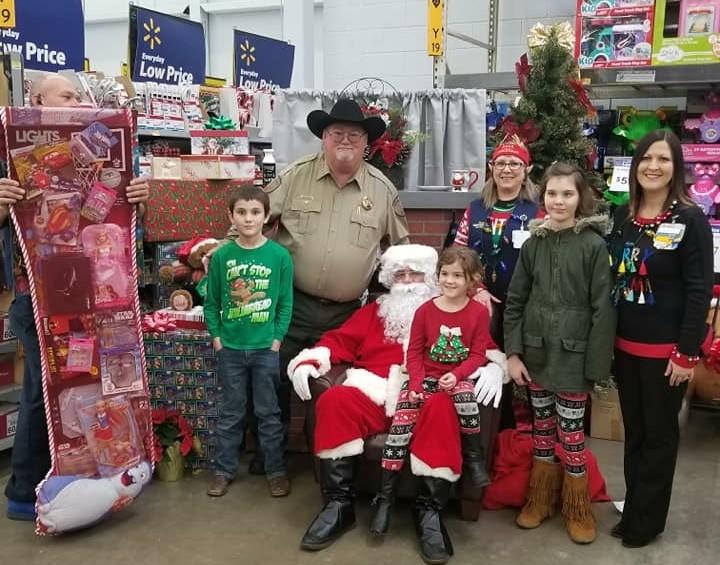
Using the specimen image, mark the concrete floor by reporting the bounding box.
[1,411,718,565]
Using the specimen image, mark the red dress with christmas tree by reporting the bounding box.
[382,299,494,479]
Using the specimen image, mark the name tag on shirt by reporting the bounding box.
[653,223,685,250]
[512,229,531,249]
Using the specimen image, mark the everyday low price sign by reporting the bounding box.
[0,0,84,71]
[233,30,294,90]
[129,6,206,85]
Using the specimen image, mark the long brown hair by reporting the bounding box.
[538,162,596,218]
[628,130,693,215]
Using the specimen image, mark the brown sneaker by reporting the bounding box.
[207,474,230,497]
[268,476,290,497]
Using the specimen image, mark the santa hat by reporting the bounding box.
[177,236,219,265]
[378,244,438,288]
[492,134,531,166]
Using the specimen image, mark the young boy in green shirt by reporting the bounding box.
[204,186,293,498]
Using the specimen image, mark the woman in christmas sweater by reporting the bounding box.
[608,130,713,548]
[454,134,543,348]
[454,135,543,430]
[504,162,615,545]
[371,247,494,560]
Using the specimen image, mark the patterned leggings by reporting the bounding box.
[528,383,588,476]
[381,377,479,471]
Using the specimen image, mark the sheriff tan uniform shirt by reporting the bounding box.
[258,152,409,303]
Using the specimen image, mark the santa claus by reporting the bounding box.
[288,244,506,562]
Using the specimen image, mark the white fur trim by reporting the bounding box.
[378,244,438,288]
[316,438,364,460]
[342,368,388,406]
[410,454,460,483]
[191,238,218,255]
[286,346,331,379]
[485,349,510,384]
[385,364,409,417]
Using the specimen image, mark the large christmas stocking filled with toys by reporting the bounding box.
[1,107,152,534]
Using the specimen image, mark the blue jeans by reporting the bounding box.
[214,347,286,480]
[4,294,50,503]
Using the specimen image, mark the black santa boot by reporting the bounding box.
[460,433,491,488]
[413,477,455,564]
[300,457,356,550]
[369,469,400,536]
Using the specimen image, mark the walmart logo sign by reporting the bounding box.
[131,6,205,85]
[239,39,256,66]
[143,18,161,50]
[234,30,294,90]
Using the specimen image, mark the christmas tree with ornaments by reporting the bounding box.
[496,21,600,187]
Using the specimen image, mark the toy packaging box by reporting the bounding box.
[144,179,251,241]
[180,155,255,181]
[576,1,655,68]
[1,107,153,532]
[144,330,219,468]
[579,0,655,18]
[652,0,720,65]
[190,130,249,156]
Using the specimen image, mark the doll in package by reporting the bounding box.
[76,393,143,477]
[81,223,131,308]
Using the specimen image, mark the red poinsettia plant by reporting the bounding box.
[151,407,198,463]
[361,102,424,169]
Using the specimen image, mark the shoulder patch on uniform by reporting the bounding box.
[264,153,319,193]
[263,175,282,194]
[393,195,406,218]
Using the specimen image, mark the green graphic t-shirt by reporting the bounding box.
[204,239,293,350]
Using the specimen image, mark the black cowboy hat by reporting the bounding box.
[307,99,386,144]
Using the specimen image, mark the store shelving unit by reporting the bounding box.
[445,64,720,99]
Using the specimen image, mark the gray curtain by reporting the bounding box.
[272,88,486,190]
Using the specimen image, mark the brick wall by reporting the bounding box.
[406,209,464,249]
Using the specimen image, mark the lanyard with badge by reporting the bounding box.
[511,213,530,249]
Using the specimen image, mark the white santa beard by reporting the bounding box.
[377,282,437,342]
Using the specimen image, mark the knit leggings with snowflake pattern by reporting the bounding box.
[381,377,479,471]
[528,382,588,476]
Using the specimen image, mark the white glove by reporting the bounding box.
[473,363,504,408]
[290,364,320,401]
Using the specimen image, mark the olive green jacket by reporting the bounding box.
[504,215,616,392]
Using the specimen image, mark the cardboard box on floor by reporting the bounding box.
[590,386,625,442]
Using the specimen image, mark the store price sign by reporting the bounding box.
[609,165,630,192]
[0,0,15,29]
[427,0,444,57]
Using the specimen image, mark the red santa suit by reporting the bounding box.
[288,300,501,480]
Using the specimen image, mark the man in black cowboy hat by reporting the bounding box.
[223,98,408,481]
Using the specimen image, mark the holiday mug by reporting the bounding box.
[450,169,480,192]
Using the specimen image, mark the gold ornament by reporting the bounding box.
[361,195,374,210]
[527,21,575,53]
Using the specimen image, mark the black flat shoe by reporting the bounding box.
[611,522,624,539]
[622,535,657,548]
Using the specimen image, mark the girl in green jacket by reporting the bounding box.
[504,162,615,545]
